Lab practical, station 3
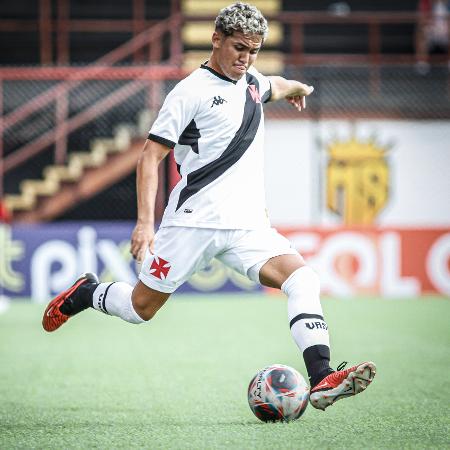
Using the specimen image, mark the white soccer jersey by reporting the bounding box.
[148,64,272,230]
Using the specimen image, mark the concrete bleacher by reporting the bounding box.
[1,0,446,222]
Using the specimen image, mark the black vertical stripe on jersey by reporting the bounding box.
[262,81,272,103]
[175,73,262,211]
[178,119,201,154]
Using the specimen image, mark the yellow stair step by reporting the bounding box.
[43,165,82,182]
[4,124,136,215]
[182,0,280,15]
[20,178,59,196]
[4,194,35,211]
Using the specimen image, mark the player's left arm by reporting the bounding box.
[267,76,314,111]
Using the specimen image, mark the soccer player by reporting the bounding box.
[43,2,376,411]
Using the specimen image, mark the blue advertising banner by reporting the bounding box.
[0,222,261,302]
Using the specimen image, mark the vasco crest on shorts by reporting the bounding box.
[149,256,171,280]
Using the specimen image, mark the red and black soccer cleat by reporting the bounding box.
[42,273,98,332]
[309,361,376,410]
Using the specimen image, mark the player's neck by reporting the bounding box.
[205,55,224,77]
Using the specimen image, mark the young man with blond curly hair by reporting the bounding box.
[43,2,376,411]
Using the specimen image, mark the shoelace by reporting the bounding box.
[336,361,348,371]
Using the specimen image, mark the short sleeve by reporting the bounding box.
[148,81,199,149]
[248,66,272,103]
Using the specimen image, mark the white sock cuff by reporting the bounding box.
[92,282,115,314]
[284,266,329,352]
[92,282,145,324]
[284,265,324,321]
[281,266,320,296]
[122,295,146,324]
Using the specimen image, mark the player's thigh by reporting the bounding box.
[217,227,303,288]
[139,226,217,294]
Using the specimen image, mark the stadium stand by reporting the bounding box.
[0,0,448,222]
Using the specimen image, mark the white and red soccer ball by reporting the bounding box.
[248,364,309,422]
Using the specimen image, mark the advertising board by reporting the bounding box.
[1,223,448,301]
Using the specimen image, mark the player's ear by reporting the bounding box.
[212,31,222,49]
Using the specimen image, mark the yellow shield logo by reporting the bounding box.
[326,136,390,225]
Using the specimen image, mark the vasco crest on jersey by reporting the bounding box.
[248,85,261,104]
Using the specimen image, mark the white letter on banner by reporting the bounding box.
[31,241,77,303]
[78,226,98,275]
[426,233,450,296]
[97,240,137,284]
[380,232,420,297]
[319,232,376,297]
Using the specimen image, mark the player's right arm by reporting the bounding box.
[130,139,171,262]
[131,77,199,261]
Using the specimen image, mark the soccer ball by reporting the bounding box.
[247,364,309,422]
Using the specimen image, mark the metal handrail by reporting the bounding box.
[1,13,181,134]
[1,9,449,194]
[3,69,184,173]
[0,13,182,194]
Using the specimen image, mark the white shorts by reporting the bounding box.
[139,226,298,293]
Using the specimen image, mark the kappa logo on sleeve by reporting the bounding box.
[149,256,171,280]
[248,85,261,104]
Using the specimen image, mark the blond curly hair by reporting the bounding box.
[215,2,268,40]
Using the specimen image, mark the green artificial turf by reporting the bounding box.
[0,295,449,449]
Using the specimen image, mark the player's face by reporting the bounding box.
[212,31,263,80]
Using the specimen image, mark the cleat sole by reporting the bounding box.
[310,361,376,411]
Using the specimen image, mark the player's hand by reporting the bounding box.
[130,221,155,262]
[285,84,314,112]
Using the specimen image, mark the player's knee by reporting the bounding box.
[284,266,323,319]
[131,299,155,321]
[282,265,321,296]
[131,291,168,322]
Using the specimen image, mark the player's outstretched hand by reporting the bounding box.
[130,221,155,262]
[286,83,314,112]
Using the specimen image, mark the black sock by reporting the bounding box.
[303,345,334,387]
[59,283,97,316]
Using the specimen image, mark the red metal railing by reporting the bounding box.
[0,0,180,65]
[183,11,450,66]
[0,13,183,197]
[2,68,183,172]
[1,5,448,66]
[1,9,449,199]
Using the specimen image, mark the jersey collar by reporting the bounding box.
[200,63,237,84]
